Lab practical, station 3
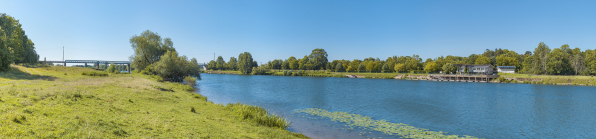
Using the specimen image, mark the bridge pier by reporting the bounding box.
[64,62,66,66]
[84,63,87,67]
[127,64,130,73]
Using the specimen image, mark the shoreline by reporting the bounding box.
[205,70,596,87]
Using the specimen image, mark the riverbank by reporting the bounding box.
[0,65,308,138]
[206,70,596,86]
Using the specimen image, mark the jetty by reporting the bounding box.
[428,74,499,82]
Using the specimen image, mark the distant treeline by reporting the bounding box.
[0,13,40,72]
[209,42,596,75]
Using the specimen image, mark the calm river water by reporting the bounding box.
[195,74,596,139]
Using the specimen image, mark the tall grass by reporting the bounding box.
[297,108,479,139]
[225,103,290,129]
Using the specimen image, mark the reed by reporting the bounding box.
[297,108,480,139]
[225,103,290,129]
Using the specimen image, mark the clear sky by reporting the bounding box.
[2,0,595,64]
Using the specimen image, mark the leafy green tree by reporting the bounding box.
[308,48,328,70]
[326,63,331,71]
[207,60,216,70]
[366,62,377,72]
[227,57,238,70]
[424,62,439,73]
[107,63,116,73]
[546,47,572,75]
[442,63,457,74]
[534,42,551,74]
[129,30,176,70]
[299,55,309,70]
[570,48,585,75]
[238,52,254,74]
[381,64,389,73]
[394,63,405,72]
[215,56,226,70]
[357,64,365,73]
[496,55,518,66]
[0,13,40,71]
[584,49,596,75]
[281,59,289,70]
[475,56,491,65]
[288,56,298,70]
[335,63,344,72]
[151,51,201,82]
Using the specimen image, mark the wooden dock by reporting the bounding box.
[428,74,499,82]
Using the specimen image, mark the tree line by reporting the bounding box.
[0,13,40,72]
[209,42,596,76]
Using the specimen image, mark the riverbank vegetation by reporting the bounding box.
[0,13,40,72]
[297,108,478,139]
[0,65,307,138]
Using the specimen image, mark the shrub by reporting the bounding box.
[107,63,116,73]
[81,71,108,77]
[150,51,201,82]
[183,76,197,87]
[224,103,289,129]
[132,69,141,73]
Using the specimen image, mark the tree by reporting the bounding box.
[534,42,551,74]
[308,48,328,70]
[570,48,585,75]
[496,55,518,66]
[357,64,365,73]
[366,62,377,72]
[442,63,457,74]
[335,63,344,72]
[475,56,491,65]
[129,30,176,70]
[107,63,116,73]
[151,50,201,82]
[380,64,388,73]
[288,56,298,70]
[0,13,39,71]
[424,62,439,73]
[394,63,405,72]
[584,49,596,75]
[238,52,254,74]
[215,56,225,70]
[546,48,571,75]
[227,57,238,70]
[281,59,289,70]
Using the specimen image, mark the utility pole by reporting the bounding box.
[213,53,215,61]
[63,46,64,61]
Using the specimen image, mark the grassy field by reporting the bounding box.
[499,73,596,85]
[0,65,308,138]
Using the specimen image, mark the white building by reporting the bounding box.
[497,66,515,73]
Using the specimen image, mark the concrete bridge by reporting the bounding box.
[42,59,131,73]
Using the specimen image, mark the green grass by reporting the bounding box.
[0,65,308,138]
[499,73,596,85]
[297,108,479,139]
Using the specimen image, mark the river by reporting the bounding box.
[195,74,596,138]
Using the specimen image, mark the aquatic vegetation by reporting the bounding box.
[225,103,290,129]
[297,108,480,139]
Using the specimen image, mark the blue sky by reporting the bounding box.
[2,0,595,64]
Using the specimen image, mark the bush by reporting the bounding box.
[252,66,269,75]
[107,63,116,73]
[224,103,289,129]
[132,69,141,73]
[81,71,108,76]
[150,51,201,82]
[183,76,197,87]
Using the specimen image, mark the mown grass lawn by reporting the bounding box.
[0,65,308,138]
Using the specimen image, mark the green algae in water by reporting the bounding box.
[296,108,480,139]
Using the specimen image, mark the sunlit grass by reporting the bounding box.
[297,108,480,139]
[0,65,308,138]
